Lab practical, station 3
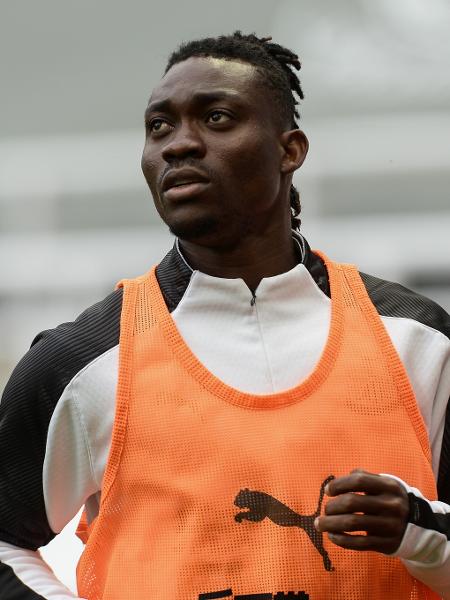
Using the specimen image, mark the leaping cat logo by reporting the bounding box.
[234,475,335,572]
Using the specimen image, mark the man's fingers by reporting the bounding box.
[318,470,409,555]
[326,532,402,554]
[325,492,380,515]
[326,470,404,497]
[324,492,408,518]
[316,514,401,536]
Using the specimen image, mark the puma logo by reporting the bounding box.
[234,475,335,572]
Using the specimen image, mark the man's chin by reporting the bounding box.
[167,215,221,243]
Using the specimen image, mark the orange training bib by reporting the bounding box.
[77,254,438,600]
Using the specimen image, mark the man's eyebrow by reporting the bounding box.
[188,90,242,105]
[145,90,242,117]
[145,99,171,117]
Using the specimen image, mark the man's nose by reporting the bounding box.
[161,123,206,162]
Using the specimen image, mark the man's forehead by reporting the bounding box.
[148,56,259,106]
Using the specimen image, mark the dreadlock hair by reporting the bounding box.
[165,31,304,231]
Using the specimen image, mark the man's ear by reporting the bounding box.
[280,129,309,174]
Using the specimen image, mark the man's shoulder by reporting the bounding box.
[1,288,123,410]
[359,271,450,340]
[31,287,123,362]
[309,247,449,339]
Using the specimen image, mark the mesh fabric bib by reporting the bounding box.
[77,255,438,600]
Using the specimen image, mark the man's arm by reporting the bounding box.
[316,470,450,598]
[393,478,450,598]
[0,541,80,600]
[315,332,450,597]
[0,337,86,599]
[0,289,121,599]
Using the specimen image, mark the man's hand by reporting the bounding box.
[314,469,409,554]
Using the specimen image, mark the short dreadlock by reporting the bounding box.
[165,32,304,230]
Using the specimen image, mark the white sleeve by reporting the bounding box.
[0,346,117,599]
[0,369,102,600]
[0,540,86,600]
[382,314,450,596]
[384,477,450,599]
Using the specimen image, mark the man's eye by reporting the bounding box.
[148,119,171,134]
[207,111,231,124]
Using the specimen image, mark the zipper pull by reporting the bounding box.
[250,293,256,306]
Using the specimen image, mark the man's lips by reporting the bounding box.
[163,181,210,201]
[161,168,210,192]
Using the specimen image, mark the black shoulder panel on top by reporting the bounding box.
[156,243,192,313]
[0,561,45,599]
[0,288,123,550]
[305,246,330,298]
[359,271,450,339]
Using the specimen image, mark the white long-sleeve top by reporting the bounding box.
[0,239,449,599]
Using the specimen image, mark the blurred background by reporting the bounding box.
[1,0,449,592]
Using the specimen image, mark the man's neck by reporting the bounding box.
[178,231,299,293]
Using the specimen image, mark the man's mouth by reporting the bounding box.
[162,167,210,192]
[170,179,204,189]
[163,180,210,201]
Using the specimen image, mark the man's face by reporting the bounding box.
[141,56,289,247]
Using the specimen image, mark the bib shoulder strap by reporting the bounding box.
[314,250,434,470]
[101,274,141,500]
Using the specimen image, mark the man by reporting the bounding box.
[0,32,449,600]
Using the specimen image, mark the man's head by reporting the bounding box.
[141,32,308,249]
[165,32,304,130]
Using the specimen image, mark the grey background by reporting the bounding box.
[0,1,449,586]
